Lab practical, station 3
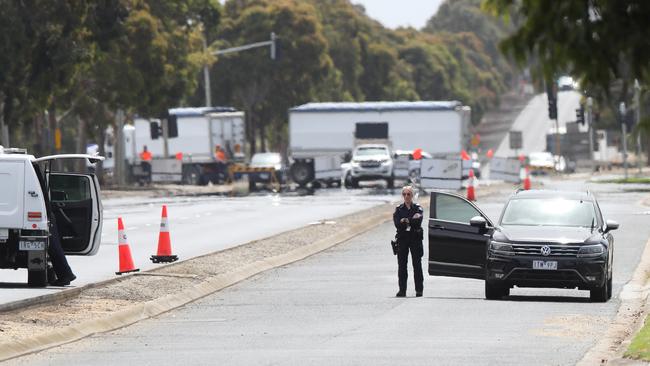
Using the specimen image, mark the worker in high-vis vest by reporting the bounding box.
[140,145,153,184]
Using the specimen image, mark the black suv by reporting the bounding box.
[427,190,618,302]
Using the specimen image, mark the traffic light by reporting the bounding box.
[546,83,557,120]
[576,106,585,125]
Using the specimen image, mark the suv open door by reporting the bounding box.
[428,191,493,279]
[34,154,104,256]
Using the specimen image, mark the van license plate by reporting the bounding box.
[19,240,46,251]
[533,260,557,270]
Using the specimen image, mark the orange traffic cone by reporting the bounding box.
[151,205,178,263]
[523,167,531,190]
[116,217,139,275]
[467,169,476,201]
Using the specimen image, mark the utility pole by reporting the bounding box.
[634,79,642,173]
[203,37,212,108]
[203,32,277,108]
[587,97,595,172]
[620,102,628,179]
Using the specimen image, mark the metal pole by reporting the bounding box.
[162,118,169,159]
[203,37,212,107]
[635,79,642,173]
[555,118,561,171]
[587,97,595,172]
[620,102,628,179]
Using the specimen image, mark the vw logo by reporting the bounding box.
[540,245,552,256]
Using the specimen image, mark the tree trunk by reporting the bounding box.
[259,119,266,152]
[0,99,9,147]
[75,116,87,172]
[47,106,58,155]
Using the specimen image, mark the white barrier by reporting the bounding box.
[420,158,462,190]
[490,157,521,183]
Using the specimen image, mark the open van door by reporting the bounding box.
[34,154,104,256]
[428,191,493,279]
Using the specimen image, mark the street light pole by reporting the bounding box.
[203,37,212,108]
[202,32,277,108]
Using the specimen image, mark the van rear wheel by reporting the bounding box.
[28,269,48,287]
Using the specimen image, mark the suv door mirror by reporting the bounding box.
[469,216,487,229]
[604,219,619,233]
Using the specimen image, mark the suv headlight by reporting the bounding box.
[381,159,392,165]
[489,241,515,256]
[577,244,605,258]
[350,160,360,168]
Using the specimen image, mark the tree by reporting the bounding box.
[211,0,334,153]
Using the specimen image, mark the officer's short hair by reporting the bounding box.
[401,185,414,196]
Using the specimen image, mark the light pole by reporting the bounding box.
[203,32,277,107]
[620,102,628,179]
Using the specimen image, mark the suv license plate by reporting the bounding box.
[533,260,557,270]
[19,240,46,251]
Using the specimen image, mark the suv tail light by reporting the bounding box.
[27,212,42,221]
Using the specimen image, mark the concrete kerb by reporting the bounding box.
[0,205,399,362]
[578,236,650,366]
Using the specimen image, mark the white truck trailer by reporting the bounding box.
[106,107,245,185]
[288,101,471,187]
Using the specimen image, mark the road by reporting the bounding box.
[9,178,650,365]
[495,90,582,157]
[0,189,398,306]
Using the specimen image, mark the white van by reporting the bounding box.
[0,147,103,287]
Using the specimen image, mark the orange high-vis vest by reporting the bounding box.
[140,150,152,162]
[215,150,226,162]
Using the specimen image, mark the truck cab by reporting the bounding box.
[0,147,103,287]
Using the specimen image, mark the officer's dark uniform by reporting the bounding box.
[393,202,424,296]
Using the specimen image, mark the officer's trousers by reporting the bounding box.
[397,241,423,293]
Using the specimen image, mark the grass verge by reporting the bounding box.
[596,177,650,184]
[625,314,650,361]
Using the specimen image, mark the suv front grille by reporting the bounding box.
[360,161,381,168]
[512,244,580,257]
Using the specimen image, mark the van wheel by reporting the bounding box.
[290,162,313,186]
[387,175,395,189]
[28,269,48,288]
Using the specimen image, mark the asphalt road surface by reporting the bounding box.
[495,91,582,157]
[0,188,398,306]
[11,178,650,366]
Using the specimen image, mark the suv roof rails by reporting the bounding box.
[0,147,28,154]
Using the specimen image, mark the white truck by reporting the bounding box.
[288,101,471,187]
[0,147,103,287]
[106,107,245,185]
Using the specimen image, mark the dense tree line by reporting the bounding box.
[0,0,513,158]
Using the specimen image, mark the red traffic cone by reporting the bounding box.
[116,217,139,275]
[467,169,476,201]
[151,205,178,263]
[523,167,531,190]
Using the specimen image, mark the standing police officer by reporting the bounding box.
[393,185,424,297]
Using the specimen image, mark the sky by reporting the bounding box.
[352,0,444,29]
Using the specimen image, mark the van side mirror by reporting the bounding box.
[469,216,487,229]
[604,219,619,233]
